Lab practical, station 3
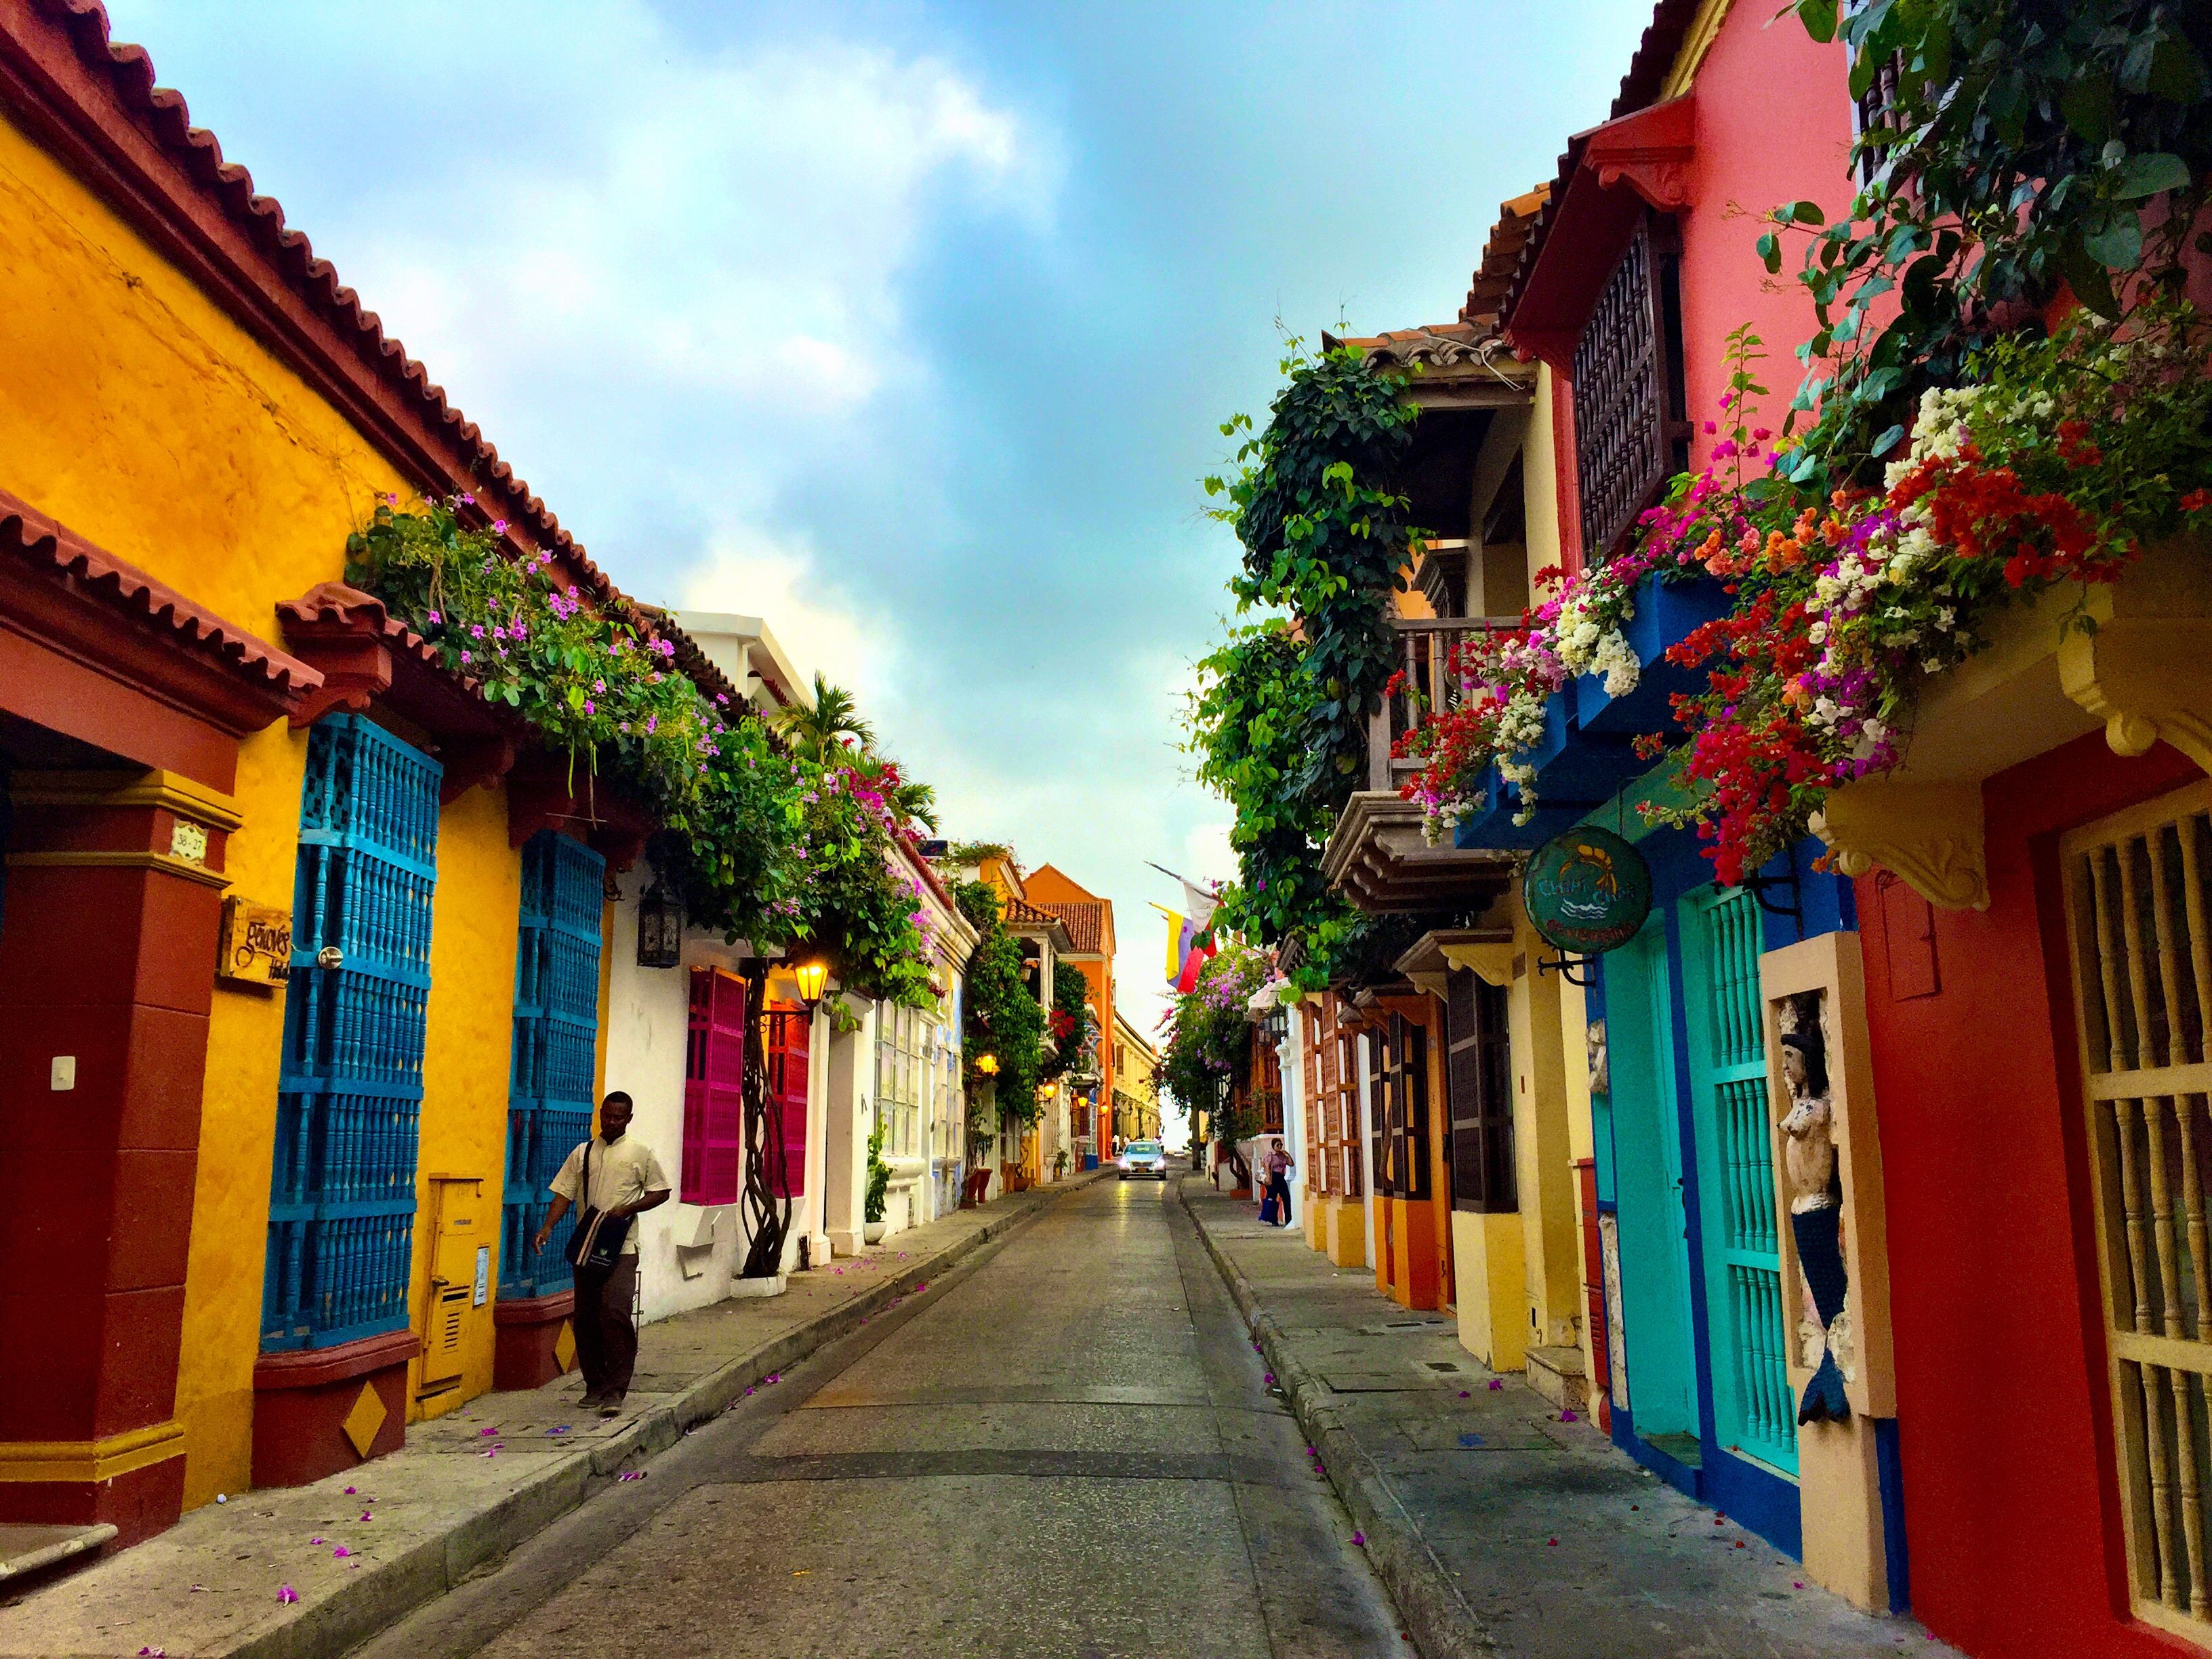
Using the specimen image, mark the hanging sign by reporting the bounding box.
[1523,827,1652,956]
[218,897,293,985]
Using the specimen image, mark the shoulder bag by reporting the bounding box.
[563,1139,634,1271]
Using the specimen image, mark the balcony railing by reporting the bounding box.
[1367,614,1521,791]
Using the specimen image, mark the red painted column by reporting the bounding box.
[0,770,233,1544]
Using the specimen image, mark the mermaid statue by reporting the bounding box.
[1779,1013,1850,1425]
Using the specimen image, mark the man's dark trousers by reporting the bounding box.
[573,1256,639,1397]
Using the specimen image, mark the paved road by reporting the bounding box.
[359,1176,1412,1659]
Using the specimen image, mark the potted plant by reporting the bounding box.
[863,1122,890,1244]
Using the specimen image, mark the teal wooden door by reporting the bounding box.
[1680,886,1797,1475]
[1601,918,1699,1446]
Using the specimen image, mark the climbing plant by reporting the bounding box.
[1187,341,1425,982]
[349,496,939,1002]
[1039,960,1094,1084]
[949,879,1045,1130]
[1771,0,2212,490]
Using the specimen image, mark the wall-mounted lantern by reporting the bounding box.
[636,878,683,968]
[793,958,831,1012]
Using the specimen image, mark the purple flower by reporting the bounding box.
[583,699,596,715]
[426,610,442,626]
[459,649,471,663]
[491,518,508,533]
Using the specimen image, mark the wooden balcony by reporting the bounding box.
[1366,614,1521,792]
[1322,791,1517,917]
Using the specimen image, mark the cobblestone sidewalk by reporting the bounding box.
[1179,1176,1958,1659]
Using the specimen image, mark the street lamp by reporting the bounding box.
[793,958,831,1012]
[635,878,682,968]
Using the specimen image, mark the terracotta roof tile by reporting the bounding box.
[1037,898,1104,954]
[1499,0,1703,333]
[19,3,740,708]
[0,486,319,695]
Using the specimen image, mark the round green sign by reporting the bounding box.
[1523,827,1653,956]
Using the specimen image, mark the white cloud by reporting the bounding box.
[323,7,1054,513]
[681,529,893,711]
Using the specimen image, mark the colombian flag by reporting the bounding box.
[1160,906,1216,994]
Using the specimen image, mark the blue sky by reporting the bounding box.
[106,0,1656,1058]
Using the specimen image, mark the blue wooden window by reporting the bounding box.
[262,714,441,1353]
[501,830,605,1298]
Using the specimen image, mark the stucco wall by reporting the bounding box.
[407,785,523,1420]
[1860,733,2200,1659]
[602,883,752,1324]
[0,107,533,1504]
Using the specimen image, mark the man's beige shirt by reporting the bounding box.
[550,1134,670,1256]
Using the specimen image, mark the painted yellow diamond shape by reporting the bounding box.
[553,1319,577,1374]
[342,1382,388,1459]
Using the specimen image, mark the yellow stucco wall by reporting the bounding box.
[407,786,523,1420]
[1524,365,1565,588]
[0,109,531,1502]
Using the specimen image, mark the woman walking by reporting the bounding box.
[1263,1136,1295,1229]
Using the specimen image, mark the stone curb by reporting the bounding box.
[221,1174,1101,1659]
[1176,1178,1496,1659]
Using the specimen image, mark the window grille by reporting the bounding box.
[681,967,748,1206]
[1851,52,1906,188]
[1572,215,1689,566]
[1303,1005,1326,1193]
[1447,969,1517,1213]
[2066,783,2212,1638]
[262,714,440,1352]
[1685,887,1796,1473]
[1336,1021,1365,1199]
[501,830,606,1298]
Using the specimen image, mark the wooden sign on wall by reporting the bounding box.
[218,898,293,985]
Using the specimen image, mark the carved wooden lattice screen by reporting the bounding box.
[2066,781,2212,1639]
[1572,215,1687,566]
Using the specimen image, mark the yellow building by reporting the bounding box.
[1109,1012,1161,1143]
[0,9,714,1544]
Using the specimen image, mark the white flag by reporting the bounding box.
[1183,879,1219,933]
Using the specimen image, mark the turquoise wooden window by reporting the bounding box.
[262,714,440,1353]
[1681,887,1797,1475]
[501,830,605,1298]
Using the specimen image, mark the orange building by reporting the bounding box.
[1024,864,1116,1166]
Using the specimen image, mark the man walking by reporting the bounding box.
[533,1091,670,1417]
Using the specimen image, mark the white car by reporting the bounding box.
[1118,1140,1169,1181]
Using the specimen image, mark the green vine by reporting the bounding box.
[950,880,1046,1131]
[1772,0,2212,490]
[1187,342,1426,983]
[1039,960,1094,1084]
[348,496,938,1002]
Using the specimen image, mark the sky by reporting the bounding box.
[104,0,1658,1126]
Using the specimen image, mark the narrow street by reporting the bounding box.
[356,1179,1410,1659]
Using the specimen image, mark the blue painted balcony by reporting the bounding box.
[1570,570,1732,737]
[1452,680,1641,852]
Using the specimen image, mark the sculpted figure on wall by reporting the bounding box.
[1586,1017,1609,1098]
[1779,991,1851,1425]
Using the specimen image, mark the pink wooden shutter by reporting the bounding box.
[770,1003,810,1197]
[681,968,747,1205]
